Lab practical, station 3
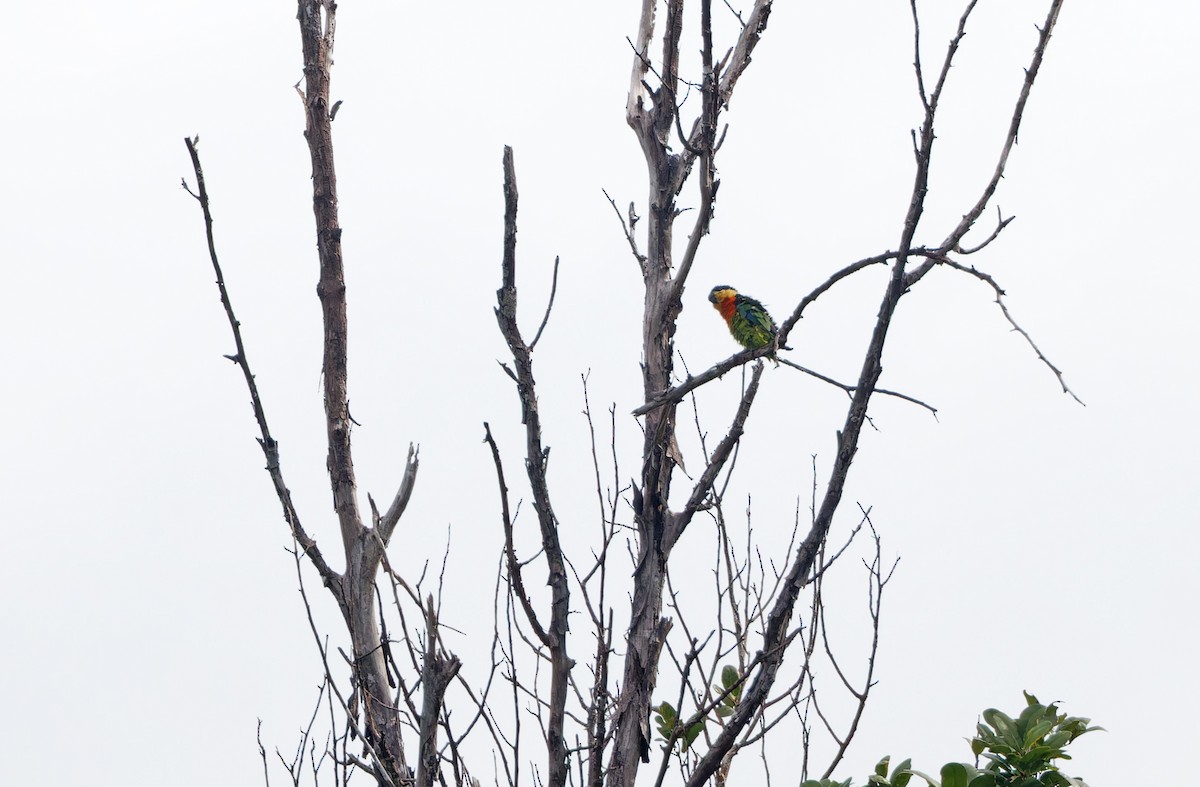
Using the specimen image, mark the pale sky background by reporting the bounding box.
[3,1,1196,785]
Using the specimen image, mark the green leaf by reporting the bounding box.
[718,664,743,705]
[893,696,1097,787]
[722,664,739,690]
[940,763,978,787]
[1042,730,1071,750]
[1023,719,1054,748]
[982,709,1020,748]
[875,756,892,778]
[1024,743,1058,761]
[1017,702,1049,742]
[901,768,941,786]
[653,701,678,741]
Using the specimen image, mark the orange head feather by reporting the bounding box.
[708,285,739,325]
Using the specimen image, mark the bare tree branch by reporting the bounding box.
[296,0,363,559]
[631,343,776,417]
[602,189,647,271]
[295,3,417,780]
[379,445,421,544]
[777,359,939,418]
[633,249,904,416]
[529,256,561,352]
[943,0,1065,250]
[904,0,1065,286]
[931,256,1084,404]
[684,4,1066,783]
[674,0,774,194]
[290,538,396,787]
[182,137,344,605]
[612,3,780,784]
[483,423,549,646]
[494,146,573,787]
[954,206,1015,255]
[417,598,463,787]
[258,719,272,787]
[819,522,893,779]
[670,361,764,538]
[666,0,721,308]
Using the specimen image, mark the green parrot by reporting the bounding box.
[708,285,780,361]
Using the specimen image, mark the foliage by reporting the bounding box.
[802,694,1100,787]
[654,702,705,752]
[654,664,744,752]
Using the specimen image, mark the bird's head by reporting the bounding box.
[708,285,737,305]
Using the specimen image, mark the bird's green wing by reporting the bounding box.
[731,296,777,350]
[736,297,777,334]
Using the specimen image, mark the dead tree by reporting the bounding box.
[183,0,1072,785]
[493,1,1072,787]
[184,2,425,784]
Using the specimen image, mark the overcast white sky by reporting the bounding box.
[3,1,1196,785]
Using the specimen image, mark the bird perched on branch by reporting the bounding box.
[708,285,782,362]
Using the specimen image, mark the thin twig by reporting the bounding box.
[379,444,421,543]
[670,362,765,539]
[819,522,894,779]
[777,358,938,418]
[529,256,561,351]
[257,719,272,787]
[181,137,343,601]
[942,0,1065,249]
[956,206,1015,255]
[483,423,549,646]
[934,256,1084,404]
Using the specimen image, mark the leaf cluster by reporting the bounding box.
[653,664,745,753]
[803,693,1100,787]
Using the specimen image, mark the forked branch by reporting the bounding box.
[683,4,1067,784]
[493,145,573,787]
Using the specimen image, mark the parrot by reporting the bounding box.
[708,285,780,361]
